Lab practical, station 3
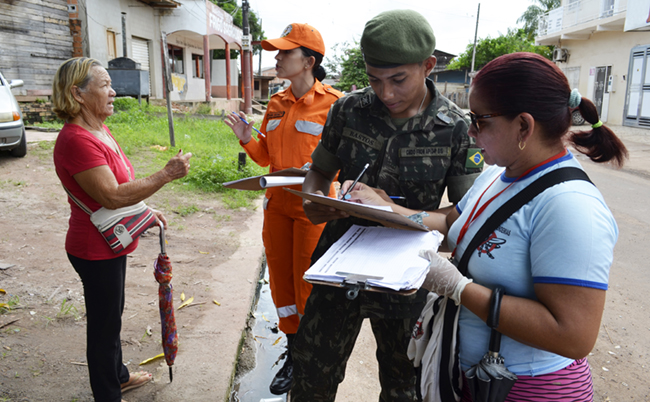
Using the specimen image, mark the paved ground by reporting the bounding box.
[21,123,650,401]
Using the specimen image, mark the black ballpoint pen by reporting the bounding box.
[340,163,369,200]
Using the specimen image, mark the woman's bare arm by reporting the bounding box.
[74,150,191,209]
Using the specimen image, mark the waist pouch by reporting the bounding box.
[89,202,157,253]
[62,185,157,254]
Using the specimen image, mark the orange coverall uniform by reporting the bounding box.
[240,80,343,334]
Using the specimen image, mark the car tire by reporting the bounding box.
[11,127,27,157]
[571,109,585,126]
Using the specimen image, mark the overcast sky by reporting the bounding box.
[246,0,534,71]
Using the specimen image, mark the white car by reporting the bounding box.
[0,71,26,157]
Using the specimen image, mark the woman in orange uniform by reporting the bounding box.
[225,23,343,395]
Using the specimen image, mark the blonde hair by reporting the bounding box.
[52,57,102,121]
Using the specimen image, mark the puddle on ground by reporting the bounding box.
[230,269,288,402]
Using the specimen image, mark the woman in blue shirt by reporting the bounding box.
[344,52,627,401]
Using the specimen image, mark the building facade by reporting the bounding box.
[536,0,650,128]
[1,0,248,109]
[0,0,73,99]
[77,0,244,104]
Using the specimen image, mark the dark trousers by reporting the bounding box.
[291,285,420,402]
[68,253,130,402]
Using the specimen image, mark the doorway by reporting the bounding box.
[624,44,650,128]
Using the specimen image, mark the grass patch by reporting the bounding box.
[194,103,213,115]
[56,299,81,320]
[173,204,200,217]
[0,179,26,188]
[101,102,266,208]
[37,141,55,150]
[0,295,20,314]
[31,120,64,130]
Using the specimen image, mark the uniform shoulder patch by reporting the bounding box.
[358,93,373,108]
[466,148,484,168]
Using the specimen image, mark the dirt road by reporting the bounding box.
[0,140,264,401]
[1,125,650,401]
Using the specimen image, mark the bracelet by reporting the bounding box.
[407,211,429,227]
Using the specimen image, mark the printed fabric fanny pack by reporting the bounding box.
[62,186,157,254]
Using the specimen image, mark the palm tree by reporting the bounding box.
[518,0,561,38]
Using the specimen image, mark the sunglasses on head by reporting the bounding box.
[467,111,505,132]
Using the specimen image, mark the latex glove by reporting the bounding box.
[419,249,473,305]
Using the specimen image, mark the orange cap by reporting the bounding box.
[261,23,325,56]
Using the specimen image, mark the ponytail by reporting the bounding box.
[314,65,326,82]
[568,97,628,167]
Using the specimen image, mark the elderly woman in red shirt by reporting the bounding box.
[52,57,191,402]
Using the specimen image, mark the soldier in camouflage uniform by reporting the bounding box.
[291,10,483,402]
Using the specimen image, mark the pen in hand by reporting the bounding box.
[340,163,370,200]
[232,112,265,138]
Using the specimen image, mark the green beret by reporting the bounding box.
[360,9,436,67]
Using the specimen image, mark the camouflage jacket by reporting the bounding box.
[309,79,481,318]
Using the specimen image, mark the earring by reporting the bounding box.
[518,140,526,151]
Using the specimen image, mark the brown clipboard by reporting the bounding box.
[222,168,307,191]
[284,188,429,232]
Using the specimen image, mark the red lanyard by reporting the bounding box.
[451,149,568,258]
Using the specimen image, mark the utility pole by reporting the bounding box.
[242,0,252,114]
[470,3,480,85]
[258,19,262,75]
[121,12,127,57]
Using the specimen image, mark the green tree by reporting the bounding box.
[323,42,346,79]
[332,42,368,92]
[517,0,561,38]
[209,0,265,60]
[447,28,553,71]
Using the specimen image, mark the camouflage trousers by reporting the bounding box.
[291,284,421,402]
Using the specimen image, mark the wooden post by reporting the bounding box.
[225,42,231,100]
[161,31,175,147]
[203,34,211,102]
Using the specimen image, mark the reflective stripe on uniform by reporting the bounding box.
[295,120,323,135]
[267,119,281,131]
[277,304,299,318]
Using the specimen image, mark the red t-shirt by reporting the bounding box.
[53,123,138,260]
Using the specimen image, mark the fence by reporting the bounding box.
[442,91,469,109]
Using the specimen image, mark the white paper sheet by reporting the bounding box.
[305,225,444,291]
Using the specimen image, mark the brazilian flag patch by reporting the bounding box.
[466,148,484,168]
